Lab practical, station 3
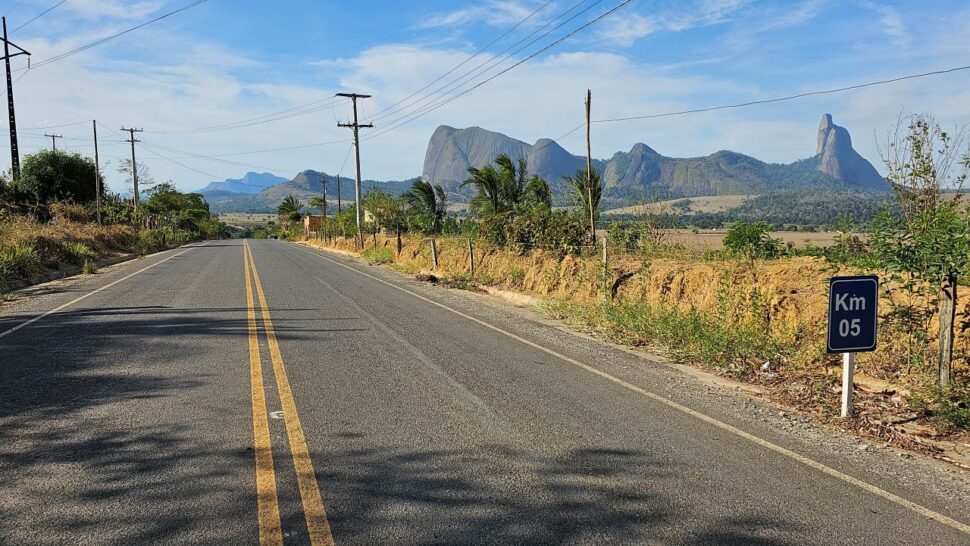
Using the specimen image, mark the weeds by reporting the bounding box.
[362,247,393,265]
[61,241,96,266]
[0,244,41,278]
[82,259,98,274]
[909,383,970,432]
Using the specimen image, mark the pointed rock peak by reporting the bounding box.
[819,113,833,130]
[630,143,659,157]
[816,113,852,154]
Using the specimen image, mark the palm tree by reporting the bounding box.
[563,167,602,235]
[405,179,447,234]
[462,165,505,216]
[277,195,304,228]
[524,175,552,209]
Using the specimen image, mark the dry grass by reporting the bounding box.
[605,194,757,216]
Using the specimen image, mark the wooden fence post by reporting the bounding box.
[467,239,475,278]
[431,238,439,270]
[602,234,609,296]
[396,225,402,256]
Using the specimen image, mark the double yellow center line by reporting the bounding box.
[244,241,335,546]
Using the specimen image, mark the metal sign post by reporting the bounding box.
[826,275,879,417]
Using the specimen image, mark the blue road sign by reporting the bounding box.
[827,275,879,353]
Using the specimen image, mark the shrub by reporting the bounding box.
[82,259,98,274]
[723,221,785,259]
[0,244,41,278]
[60,241,96,266]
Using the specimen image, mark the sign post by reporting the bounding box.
[827,275,879,417]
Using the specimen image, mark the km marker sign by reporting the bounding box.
[827,275,879,417]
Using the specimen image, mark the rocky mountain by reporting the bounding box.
[197,172,287,195]
[421,114,887,206]
[815,114,884,187]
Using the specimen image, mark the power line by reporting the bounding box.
[149,96,348,135]
[11,0,65,34]
[368,0,556,121]
[22,0,209,71]
[594,64,970,123]
[365,0,634,142]
[371,0,603,125]
[3,1,26,18]
[138,139,291,174]
[19,119,90,131]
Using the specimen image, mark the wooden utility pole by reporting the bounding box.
[336,174,342,213]
[2,17,29,184]
[585,89,595,244]
[93,121,101,225]
[45,133,63,151]
[121,127,144,210]
[336,93,373,247]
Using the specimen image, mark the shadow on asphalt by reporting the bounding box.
[312,444,801,545]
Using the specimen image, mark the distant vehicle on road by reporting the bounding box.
[268,234,278,240]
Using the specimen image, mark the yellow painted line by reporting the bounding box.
[292,242,970,536]
[247,242,336,546]
[0,243,205,340]
[244,242,284,546]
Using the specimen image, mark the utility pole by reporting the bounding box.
[336,92,373,247]
[2,16,29,184]
[44,133,63,151]
[93,121,101,224]
[336,174,341,213]
[121,127,143,210]
[585,89,595,244]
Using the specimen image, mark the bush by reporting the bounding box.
[502,208,588,256]
[0,244,41,278]
[60,241,96,266]
[362,247,393,265]
[82,259,98,275]
[723,221,785,259]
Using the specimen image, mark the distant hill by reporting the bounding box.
[197,172,287,195]
[421,114,887,207]
[206,170,415,214]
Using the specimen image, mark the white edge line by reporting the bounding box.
[0,243,205,340]
[290,242,970,536]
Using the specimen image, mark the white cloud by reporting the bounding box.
[595,0,750,47]
[863,2,909,48]
[64,0,163,20]
[415,0,544,30]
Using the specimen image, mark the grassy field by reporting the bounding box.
[217,213,275,226]
[663,229,839,250]
[605,195,756,216]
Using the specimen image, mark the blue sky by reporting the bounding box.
[5,0,970,192]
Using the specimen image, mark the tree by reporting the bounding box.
[277,195,304,228]
[524,175,552,209]
[363,189,407,232]
[463,164,505,217]
[563,167,602,239]
[869,114,970,387]
[143,183,211,230]
[404,180,447,234]
[21,150,102,206]
[308,196,327,219]
[723,221,784,259]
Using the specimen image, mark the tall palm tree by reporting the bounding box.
[462,165,505,216]
[405,179,447,234]
[524,175,552,209]
[564,167,602,234]
[277,195,304,228]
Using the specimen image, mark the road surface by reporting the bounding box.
[1,239,967,545]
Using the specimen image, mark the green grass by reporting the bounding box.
[909,383,970,432]
[82,259,98,275]
[60,241,96,266]
[0,244,41,278]
[362,247,394,265]
[546,297,780,377]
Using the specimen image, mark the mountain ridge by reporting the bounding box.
[422,114,887,205]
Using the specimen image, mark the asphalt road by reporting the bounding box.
[1,238,967,545]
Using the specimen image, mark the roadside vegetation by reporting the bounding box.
[0,149,228,294]
[293,114,970,445]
